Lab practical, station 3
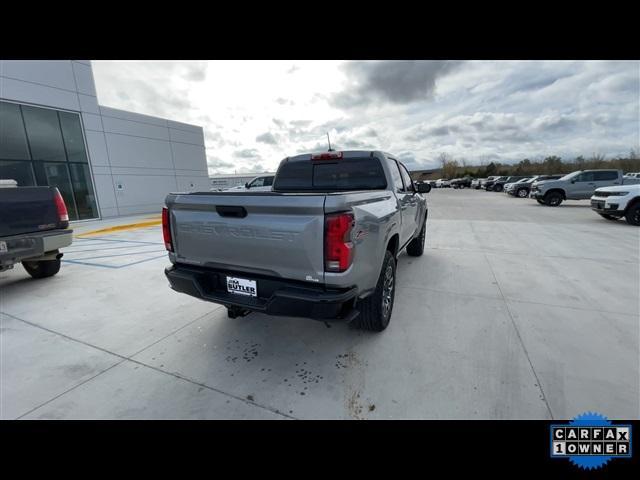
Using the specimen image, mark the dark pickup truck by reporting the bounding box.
[0,184,73,278]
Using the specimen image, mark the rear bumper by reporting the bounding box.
[0,229,72,269]
[165,264,359,321]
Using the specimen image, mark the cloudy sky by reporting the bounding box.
[92,60,639,174]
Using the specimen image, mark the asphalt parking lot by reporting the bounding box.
[1,189,638,420]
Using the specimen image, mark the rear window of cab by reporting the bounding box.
[273,157,387,192]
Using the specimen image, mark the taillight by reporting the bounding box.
[53,188,69,223]
[324,212,354,272]
[162,207,173,252]
[312,151,343,160]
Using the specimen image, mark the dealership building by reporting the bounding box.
[0,60,209,220]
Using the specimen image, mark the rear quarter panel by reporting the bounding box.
[324,191,400,295]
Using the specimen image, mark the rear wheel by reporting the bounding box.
[599,214,619,221]
[494,184,503,192]
[625,202,640,226]
[22,259,61,279]
[544,191,563,206]
[354,251,396,332]
[406,217,426,257]
[517,188,528,198]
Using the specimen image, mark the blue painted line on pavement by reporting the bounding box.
[62,254,167,269]
[64,244,156,254]
[67,249,165,261]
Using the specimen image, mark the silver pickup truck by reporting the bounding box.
[164,150,430,331]
[530,169,640,206]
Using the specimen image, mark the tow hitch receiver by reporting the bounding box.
[227,306,252,319]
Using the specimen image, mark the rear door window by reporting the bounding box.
[593,171,618,181]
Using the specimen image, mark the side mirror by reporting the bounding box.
[416,182,431,193]
[570,179,575,184]
[245,182,250,189]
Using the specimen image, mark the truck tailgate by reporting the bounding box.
[0,187,61,237]
[168,193,326,283]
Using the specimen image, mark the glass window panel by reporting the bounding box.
[594,171,618,181]
[0,160,35,186]
[32,162,78,221]
[389,160,404,192]
[59,111,88,163]
[69,163,98,220]
[399,163,414,191]
[576,172,595,182]
[21,105,67,162]
[0,101,31,160]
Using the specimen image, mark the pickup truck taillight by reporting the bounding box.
[53,188,69,223]
[162,207,173,252]
[324,212,354,272]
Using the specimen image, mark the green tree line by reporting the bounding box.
[434,150,640,179]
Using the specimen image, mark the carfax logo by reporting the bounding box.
[550,411,632,470]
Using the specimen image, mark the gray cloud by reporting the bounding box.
[207,156,235,169]
[290,120,312,128]
[92,60,640,173]
[340,139,376,150]
[333,61,461,108]
[249,163,267,173]
[256,132,278,144]
[234,148,260,158]
[184,62,207,82]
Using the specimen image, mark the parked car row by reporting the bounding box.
[435,168,640,226]
[483,169,640,226]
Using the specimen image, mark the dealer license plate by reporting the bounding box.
[226,276,257,297]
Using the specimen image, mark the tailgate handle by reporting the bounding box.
[216,206,247,218]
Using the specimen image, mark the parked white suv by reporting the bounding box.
[590,184,640,226]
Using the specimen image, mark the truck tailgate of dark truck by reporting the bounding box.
[0,186,73,278]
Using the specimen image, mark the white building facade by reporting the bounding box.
[0,60,210,220]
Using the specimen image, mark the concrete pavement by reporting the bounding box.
[1,189,638,419]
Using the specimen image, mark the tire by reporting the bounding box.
[625,202,640,226]
[354,251,396,332]
[517,188,528,198]
[599,214,619,221]
[494,185,503,192]
[544,191,563,206]
[22,258,61,279]
[406,216,427,257]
